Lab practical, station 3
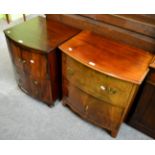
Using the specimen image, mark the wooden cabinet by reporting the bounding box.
[129,58,155,138]
[4,16,80,106]
[59,31,153,137]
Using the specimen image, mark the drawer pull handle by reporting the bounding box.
[30,60,34,64]
[100,86,117,94]
[100,85,106,91]
[22,60,26,64]
[89,61,96,66]
[33,80,38,85]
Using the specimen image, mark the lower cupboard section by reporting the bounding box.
[18,76,53,105]
[62,80,124,136]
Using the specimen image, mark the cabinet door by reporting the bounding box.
[62,79,87,115]
[28,77,53,105]
[21,49,48,80]
[86,95,124,131]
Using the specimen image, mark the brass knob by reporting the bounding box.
[30,60,34,64]
[22,60,26,64]
[100,85,106,91]
[18,58,22,63]
[33,80,38,85]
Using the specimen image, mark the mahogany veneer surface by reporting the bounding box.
[59,31,153,84]
[4,16,80,52]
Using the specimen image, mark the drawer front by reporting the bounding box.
[62,80,124,130]
[21,49,48,79]
[63,54,133,108]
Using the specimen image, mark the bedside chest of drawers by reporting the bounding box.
[129,57,155,138]
[59,31,153,137]
[4,16,80,106]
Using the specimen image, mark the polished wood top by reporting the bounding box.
[4,16,80,53]
[59,31,153,84]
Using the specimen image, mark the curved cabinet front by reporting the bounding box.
[4,16,80,106]
[62,53,139,137]
[6,38,54,106]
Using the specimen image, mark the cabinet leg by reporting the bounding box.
[62,101,67,106]
[47,103,54,107]
[111,129,118,138]
[62,98,68,106]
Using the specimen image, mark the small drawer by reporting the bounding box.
[63,55,133,108]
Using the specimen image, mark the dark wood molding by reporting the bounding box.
[46,14,155,53]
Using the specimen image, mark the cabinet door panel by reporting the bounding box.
[62,79,87,115]
[86,94,124,130]
[62,79,124,131]
[26,77,52,105]
[9,41,23,71]
[21,49,47,79]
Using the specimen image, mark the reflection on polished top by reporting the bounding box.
[59,31,153,84]
[150,57,155,69]
[4,16,80,52]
